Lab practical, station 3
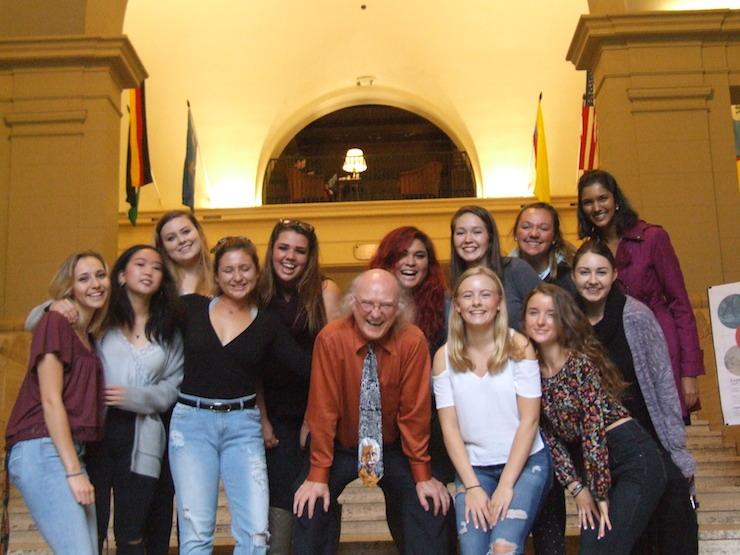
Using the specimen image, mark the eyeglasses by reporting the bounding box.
[278,219,315,234]
[354,298,397,315]
[210,236,253,254]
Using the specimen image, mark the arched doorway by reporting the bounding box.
[263,105,476,204]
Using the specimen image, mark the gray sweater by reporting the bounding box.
[97,329,184,478]
[623,296,696,483]
[25,302,184,478]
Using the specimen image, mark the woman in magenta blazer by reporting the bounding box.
[576,169,704,419]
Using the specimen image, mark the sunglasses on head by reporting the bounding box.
[278,219,315,234]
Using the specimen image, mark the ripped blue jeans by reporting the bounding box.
[454,447,552,555]
[169,396,269,555]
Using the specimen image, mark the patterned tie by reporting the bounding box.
[358,343,383,487]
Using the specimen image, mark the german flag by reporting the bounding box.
[126,81,154,225]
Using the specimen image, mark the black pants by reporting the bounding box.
[531,476,566,555]
[632,449,698,555]
[143,407,176,555]
[293,442,449,555]
[579,420,667,554]
[384,409,457,554]
[86,408,158,555]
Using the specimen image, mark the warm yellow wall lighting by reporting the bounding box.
[660,0,740,8]
[206,176,254,209]
[482,166,532,198]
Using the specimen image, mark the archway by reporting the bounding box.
[263,104,476,204]
[255,84,482,204]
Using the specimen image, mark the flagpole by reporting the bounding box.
[149,172,164,206]
[185,100,213,205]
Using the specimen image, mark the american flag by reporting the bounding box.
[578,71,598,175]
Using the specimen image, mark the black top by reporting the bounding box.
[263,292,315,420]
[548,261,577,297]
[180,294,310,399]
[592,289,660,443]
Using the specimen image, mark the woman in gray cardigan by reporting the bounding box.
[27,245,184,554]
[573,239,697,555]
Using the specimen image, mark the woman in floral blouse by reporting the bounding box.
[523,283,666,554]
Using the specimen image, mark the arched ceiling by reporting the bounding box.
[120,1,740,210]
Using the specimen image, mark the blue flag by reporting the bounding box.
[182,102,197,211]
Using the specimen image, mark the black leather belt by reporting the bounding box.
[177,396,256,412]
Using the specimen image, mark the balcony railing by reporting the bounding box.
[262,150,476,204]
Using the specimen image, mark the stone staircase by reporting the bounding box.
[6,420,740,553]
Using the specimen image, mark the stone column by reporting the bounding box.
[0,36,145,321]
[568,9,740,294]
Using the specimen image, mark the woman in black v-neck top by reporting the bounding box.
[169,237,310,555]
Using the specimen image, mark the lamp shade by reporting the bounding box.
[342,148,367,174]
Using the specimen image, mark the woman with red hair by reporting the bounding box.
[368,226,447,352]
[368,226,456,553]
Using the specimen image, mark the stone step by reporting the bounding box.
[687,435,734,448]
[697,524,740,555]
[693,455,740,469]
[687,425,718,437]
[340,519,392,542]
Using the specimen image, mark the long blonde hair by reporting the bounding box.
[447,266,524,374]
[48,251,109,337]
[154,210,213,295]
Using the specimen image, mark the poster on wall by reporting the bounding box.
[732,105,740,193]
[708,281,740,425]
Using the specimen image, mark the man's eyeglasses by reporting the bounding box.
[355,298,397,315]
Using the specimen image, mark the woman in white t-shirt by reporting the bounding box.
[433,266,551,555]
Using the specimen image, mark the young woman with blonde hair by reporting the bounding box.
[433,266,551,554]
[7,251,110,554]
[154,210,213,296]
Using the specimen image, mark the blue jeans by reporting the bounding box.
[8,437,97,555]
[454,447,552,555]
[169,396,269,555]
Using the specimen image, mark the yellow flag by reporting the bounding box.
[533,95,551,202]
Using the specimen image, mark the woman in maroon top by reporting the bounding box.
[577,169,704,419]
[523,284,666,554]
[5,251,109,555]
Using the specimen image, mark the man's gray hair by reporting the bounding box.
[340,270,413,332]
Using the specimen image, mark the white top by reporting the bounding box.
[433,344,544,466]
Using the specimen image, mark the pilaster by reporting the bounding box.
[568,9,740,294]
[0,36,146,320]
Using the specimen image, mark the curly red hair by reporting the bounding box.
[368,226,447,345]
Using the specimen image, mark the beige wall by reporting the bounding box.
[121,1,590,211]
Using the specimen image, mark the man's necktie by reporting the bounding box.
[358,343,383,487]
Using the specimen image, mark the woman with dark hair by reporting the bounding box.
[511,202,576,294]
[7,251,109,554]
[450,205,540,330]
[256,219,341,555]
[434,267,550,555]
[573,239,698,554]
[82,245,184,554]
[577,169,704,420]
[368,226,456,553]
[523,283,666,553]
[368,226,447,351]
[170,236,310,553]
